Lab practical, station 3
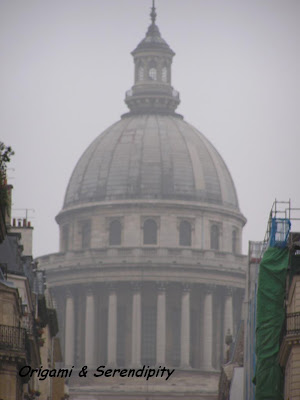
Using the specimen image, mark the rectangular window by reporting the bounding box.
[81,221,91,249]
[62,225,69,252]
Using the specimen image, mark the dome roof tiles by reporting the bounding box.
[63,114,239,210]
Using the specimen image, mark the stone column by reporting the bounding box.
[180,284,190,368]
[203,286,213,370]
[65,291,75,366]
[107,286,117,366]
[85,288,95,366]
[224,288,233,358]
[53,291,64,354]
[214,287,222,369]
[131,283,141,366]
[156,284,166,365]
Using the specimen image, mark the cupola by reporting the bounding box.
[124,1,180,115]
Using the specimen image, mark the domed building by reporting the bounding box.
[38,4,247,399]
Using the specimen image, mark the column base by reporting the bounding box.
[202,365,215,372]
[129,363,142,369]
[180,364,191,369]
[107,362,117,368]
[155,362,167,368]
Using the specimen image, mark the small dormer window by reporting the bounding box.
[149,67,157,81]
[162,67,168,83]
[138,66,144,81]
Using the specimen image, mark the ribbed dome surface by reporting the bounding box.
[63,114,239,210]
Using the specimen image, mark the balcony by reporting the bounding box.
[286,312,300,335]
[0,324,29,358]
[279,312,300,366]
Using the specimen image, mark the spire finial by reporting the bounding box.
[150,0,157,24]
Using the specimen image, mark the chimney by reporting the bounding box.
[4,183,13,227]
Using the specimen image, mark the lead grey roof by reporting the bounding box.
[63,114,239,210]
[132,23,174,55]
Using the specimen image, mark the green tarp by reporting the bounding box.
[254,246,289,400]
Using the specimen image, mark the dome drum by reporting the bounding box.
[56,202,245,255]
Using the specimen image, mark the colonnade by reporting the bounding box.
[60,283,236,370]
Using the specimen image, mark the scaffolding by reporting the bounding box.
[263,199,300,247]
[253,199,300,400]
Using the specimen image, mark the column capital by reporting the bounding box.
[84,284,94,295]
[204,284,216,294]
[105,282,117,293]
[225,286,234,296]
[66,289,74,298]
[156,282,167,292]
[182,283,191,293]
[131,282,142,292]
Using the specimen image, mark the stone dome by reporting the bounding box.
[39,7,248,399]
[63,113,239,210]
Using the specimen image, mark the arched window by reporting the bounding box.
[210,224,219,250]
[138,66,144,81]
[109,220,122,245]
[143,219,157,245]
[161,66,168,82]
[232,229,238,254]
[179,221,191,246]
[149,67,157,81]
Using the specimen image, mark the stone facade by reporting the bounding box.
[0,281,24,400]
[0,183,66,400]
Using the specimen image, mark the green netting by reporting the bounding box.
[253,246,289,400]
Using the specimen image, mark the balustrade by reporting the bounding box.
[286,312,300,335]
[0,324,27,352]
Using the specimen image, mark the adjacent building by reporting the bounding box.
[0,184,65,400]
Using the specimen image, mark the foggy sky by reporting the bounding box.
[1,0,299,257]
